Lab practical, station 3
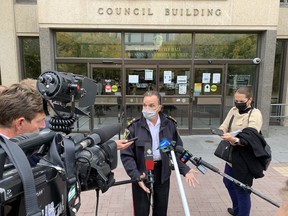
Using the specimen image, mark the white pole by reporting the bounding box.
[170,150,190,216]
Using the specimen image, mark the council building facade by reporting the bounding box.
[0,0,287,136]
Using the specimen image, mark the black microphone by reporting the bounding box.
[193,157,220,173]
[174,146,207,174]
[10,129,56,152]
[75,123,122,152]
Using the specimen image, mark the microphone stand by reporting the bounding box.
[193,157,280,208]
[112,178,142,186]
[147,170,154,206]
[159,139,191,216]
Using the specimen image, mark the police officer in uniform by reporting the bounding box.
[120,90,198,216]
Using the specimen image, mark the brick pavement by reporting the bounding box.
[77,162,287,216]
[76,126,288,216]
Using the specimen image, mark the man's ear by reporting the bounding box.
[14,117,25,130]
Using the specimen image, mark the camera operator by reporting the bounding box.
[0,83,46,139]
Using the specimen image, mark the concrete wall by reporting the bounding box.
[37,0,279,30]
[278,7,288,39]
[0,2,38,85]
[257,30,278,136]
[0,1,19,85]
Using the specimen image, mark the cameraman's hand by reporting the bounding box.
[138,172,150,193]
[115,139,134,150]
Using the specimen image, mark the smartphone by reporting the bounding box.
[210,128,224,136]
[127,137,138,142]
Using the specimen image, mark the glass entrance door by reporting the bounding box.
[125,64,191,134]
[191,65,225,133]
[90,64,123,130]
[88,64,225,134]
[159,65,191,132]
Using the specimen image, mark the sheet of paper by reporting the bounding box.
[177,76,187,84]
[128,75,139,83]
[213,73,221,83]
[202,73,210,83]
[145,69,153,80]
[178,83,187,94]
[164,71,172,84]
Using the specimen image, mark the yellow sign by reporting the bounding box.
[211,85,217,92]
[112,85,118,92]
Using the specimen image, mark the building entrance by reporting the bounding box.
[88,63,226,135]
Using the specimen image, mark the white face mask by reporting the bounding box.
[142,109,157,121]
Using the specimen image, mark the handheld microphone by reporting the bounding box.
[144,142,154,202]
[144,143,154,179]
[159,138,175,169]
[75,123,122,152]
[174,146,207,174]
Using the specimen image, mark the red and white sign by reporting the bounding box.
[105,84,111,92]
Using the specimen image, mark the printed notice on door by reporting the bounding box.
[202,73,210,83]
[129,75,139,84]
[164,71,172,84]
[213,73,221,83]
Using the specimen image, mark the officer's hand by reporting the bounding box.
[115,139,134,150]
[138,172,150,193]
[185,168,199,187]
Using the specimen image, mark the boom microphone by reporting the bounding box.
[75,123,122,152]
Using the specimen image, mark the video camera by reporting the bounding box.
[0,71,121,216]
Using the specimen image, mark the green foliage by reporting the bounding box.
[56,32,121,58]
[56,64,87,76]
[195,34,257,59]
[23,38,41,79]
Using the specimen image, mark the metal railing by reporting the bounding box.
[270,103,288,124]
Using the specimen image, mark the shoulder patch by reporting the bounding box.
[168,115,177,124]
[127,118,137,127]
[123,118,139,139]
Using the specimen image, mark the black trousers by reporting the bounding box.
[132,162,170,216]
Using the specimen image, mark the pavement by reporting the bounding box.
[77,126,288,216]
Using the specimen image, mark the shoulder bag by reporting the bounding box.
[214,115,234,163]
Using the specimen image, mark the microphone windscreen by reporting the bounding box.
[145,160,154,171]
[144,142,154,170]
[92,123,122,143]
[11,130,56,152]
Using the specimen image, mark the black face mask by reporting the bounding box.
[234,102,247,112]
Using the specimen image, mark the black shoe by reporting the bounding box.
[227,208,235,216]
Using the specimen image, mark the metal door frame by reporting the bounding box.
[190,64,226,134]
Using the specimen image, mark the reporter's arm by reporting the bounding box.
[115,139,134,150]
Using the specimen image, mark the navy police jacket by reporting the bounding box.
[120,112,191,184]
